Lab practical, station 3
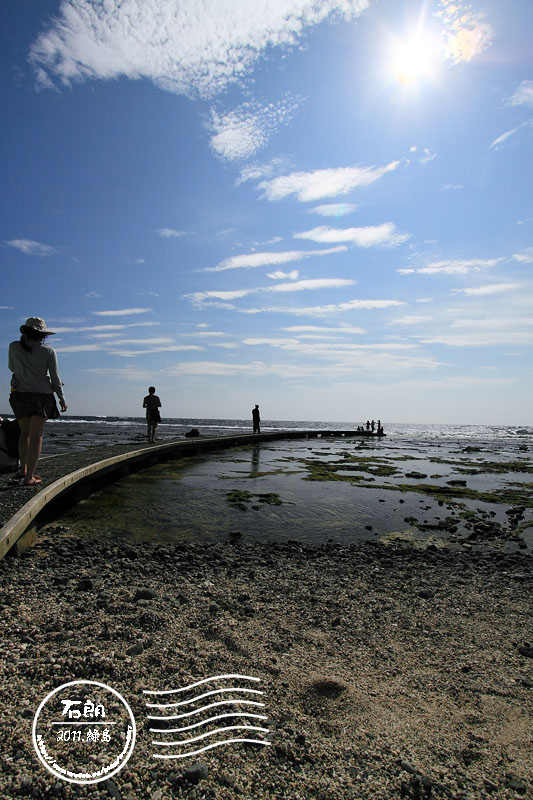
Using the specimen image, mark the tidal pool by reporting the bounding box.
[53,437,533,551]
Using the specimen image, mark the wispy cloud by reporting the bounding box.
[53,322,159,332]
[267,270,299,280]
[399,257,504,275]
[185,278,356,305]
[451,283,521,296]
[282,325,366,334]
[308,203,358,217]
[29,0,371,98]
[513,251,533,263]
[85,291,102,298]
[437,0,493,64]
[235,158,288,187]
[388,315,433,325]
[509,80,533,107]
[204,245,346,272]
[489,121,533,150]
[294,222,408,247]
[209,96,300,160]
[238,298,405,316]
[156,228,186,238]
[92,308,153,316]
[259,161,399,202]
[420,332,533,347]
[6,238,58,256]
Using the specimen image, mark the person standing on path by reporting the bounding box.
[252,404,261,434]
[143,386,162,443]
[8,317,67,486]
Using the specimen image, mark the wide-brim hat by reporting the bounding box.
[20,317,56,335]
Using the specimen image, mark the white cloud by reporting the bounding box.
[294,222,408,248]
[6,238,58,256]
[156,228,186,238]
[267,270,299,280]
[399,257,504,275]
[268,278,355,293]
[204,245,346,272]
[92,308,153,316]
[450,317,533,329]
[235,157,287,186]
[513,252,533,263]
[489,128,518,150]
[84,367,153,380]
[509,80,533,107]
[185,278,355,305]
[389,315,433,325]
[30,0,371,98]
[209,96,300,161]
[443,184,464,190]
[259,161,399,202]
[239,298,405,316]
[85,291,102,298]
[416,297,434,303]
[309,203,358,217]
[437,0,493,64]
[282,325,366,334]
[53,322,158,333]
[452,283,521,296]
[420,332,533,347]
[55,344,104,353]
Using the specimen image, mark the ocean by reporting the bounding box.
[19,414,533,457]
[35,416,532,551]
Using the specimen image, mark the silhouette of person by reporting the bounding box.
[252,404,260,434]
[371,419,375,431]
[143,386,162,443]
[366,420,370,431]
[8,317,67,485]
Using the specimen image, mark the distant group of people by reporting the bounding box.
[356,419,384,435]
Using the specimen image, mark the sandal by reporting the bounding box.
[21,477,43,486]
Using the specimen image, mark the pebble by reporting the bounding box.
[183,762,209,784]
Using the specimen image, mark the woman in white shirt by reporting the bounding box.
[8,317,67,486]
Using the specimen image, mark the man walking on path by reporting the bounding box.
[143,386,162,443]
[252,404,260,434]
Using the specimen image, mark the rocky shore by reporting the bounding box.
[0,535,532,799]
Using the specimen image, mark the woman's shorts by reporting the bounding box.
[9,392,60,420]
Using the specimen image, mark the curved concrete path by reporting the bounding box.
[0,429,366,559]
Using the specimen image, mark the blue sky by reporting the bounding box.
[1,0,532,423]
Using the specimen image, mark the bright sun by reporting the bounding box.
[390,34,435,85]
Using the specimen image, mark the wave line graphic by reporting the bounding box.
[143,673,260,696]
[153,724,269,747]
[149,711,267,733]
[146,686,263,709]
[146,698,264,721]
[144,674,270,759]
[153,738,271,759]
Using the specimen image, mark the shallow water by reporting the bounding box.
[57,437,533,552]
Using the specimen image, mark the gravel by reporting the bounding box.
[0,534,531,799]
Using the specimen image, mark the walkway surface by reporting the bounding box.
[0,440,162,530]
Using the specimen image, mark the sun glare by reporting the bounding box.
[389,34,435,85]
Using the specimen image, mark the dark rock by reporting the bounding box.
[418,589,435,599]
[517,645,533,658]
[399,759,418,774]
[133,588,156,602]
[104,778,122,799]
[126,642,144,656]
[77,577,94,591]
[506,777,528,794]
[183,761,209,784]
[447,480,467,487]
